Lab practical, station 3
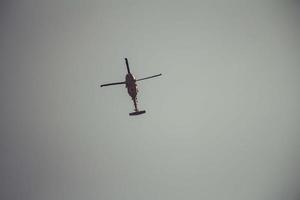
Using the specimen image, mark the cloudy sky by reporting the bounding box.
[1,1,300,200]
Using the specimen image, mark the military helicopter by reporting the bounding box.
[100,58,162,116]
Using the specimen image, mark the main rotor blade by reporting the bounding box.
[136,73,162,81]
[125,58,130,73]
[100,81,125,87]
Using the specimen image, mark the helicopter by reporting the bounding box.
[100,58,162,116]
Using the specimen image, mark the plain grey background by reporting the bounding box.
[1,1,300,200]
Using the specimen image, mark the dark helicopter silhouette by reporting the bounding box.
[100,58,162,116]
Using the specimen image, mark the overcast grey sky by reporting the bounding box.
[1,1,300,200]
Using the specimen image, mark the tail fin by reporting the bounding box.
[125,58,131,73]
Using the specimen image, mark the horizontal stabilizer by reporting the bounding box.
[129,110,146,116]
[136,73,162,81]
[100,81,125,87]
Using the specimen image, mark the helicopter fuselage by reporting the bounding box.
[126,73,138,99]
